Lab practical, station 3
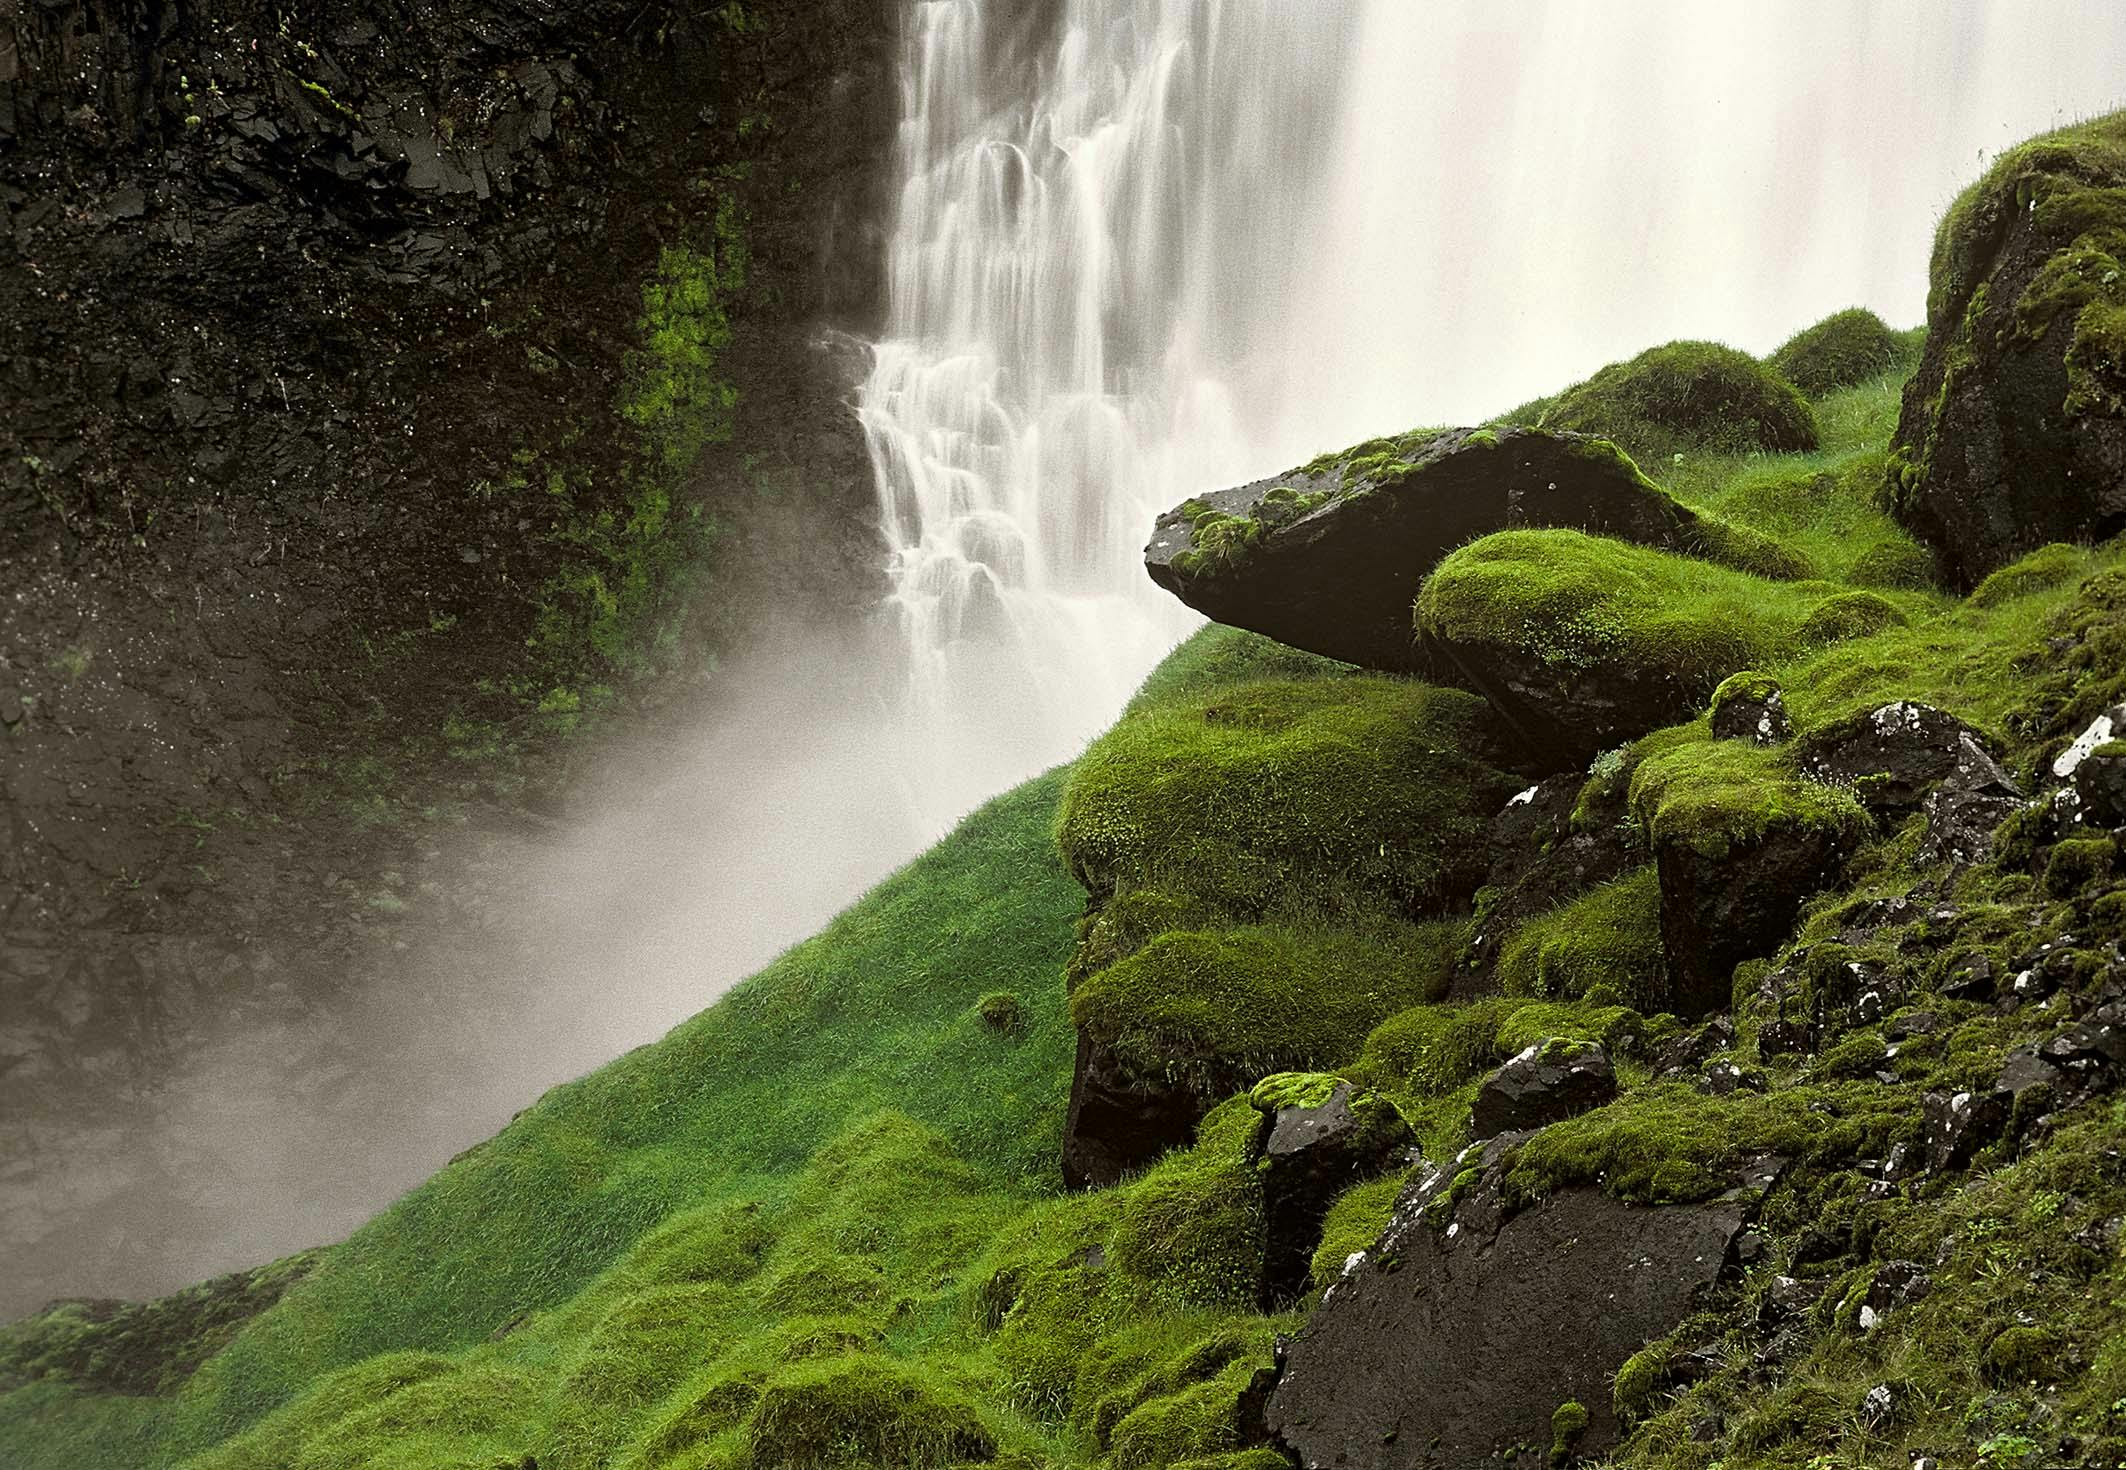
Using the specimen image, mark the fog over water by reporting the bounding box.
[10,1,2126,1314]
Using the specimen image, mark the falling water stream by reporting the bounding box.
[9,0,2126,1315]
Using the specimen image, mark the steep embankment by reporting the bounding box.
[10,107,2126,1470]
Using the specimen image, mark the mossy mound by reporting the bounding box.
[1415,528,1917,764]
[1070,923,1458,1096]
[1056,676,1515,920]
[744,1355,995,1468]
[1539,339,1819,458]
[1767,307,1910,397]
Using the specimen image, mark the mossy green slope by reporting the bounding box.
[1538,338,1819,458]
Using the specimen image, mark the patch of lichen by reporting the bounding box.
[1497,866,1667,1011]
[1056,677,1515,921]
[1070,920,1460,1095]
[1769,308,1911,397]
[1295,425,1448,481]
[1538,339,1820,459]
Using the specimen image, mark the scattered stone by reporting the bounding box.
[1709,671,1791,745]
[1761,1274,1830,1324]
[1757,1017,1813,1058]
[1249,1074,1415,1305]
[1470,1040,1617,1138]
[1940,953,1999,1003]
[1864,1260,1933,1322]
[1886,1009,1942,1041]
[1859,1382,1902,1429]
[1143,426,1706,673]
[1922,1087,2012,1171]
[1269,1148,1754,1470]
[1700,1060,1767,1096]
[1653,1015,1735,1079]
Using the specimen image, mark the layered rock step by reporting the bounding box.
[1143,426,1708,673]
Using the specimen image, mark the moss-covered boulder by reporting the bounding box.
[1630,739,1871,1016]
[1064,922,1456,1188]
[1538,339,1819,458]
[1888,110,2126,589]
[1056,677,1514,919]
[1768,307,1910,397]
[1142,426,1711,672]
[1414,529,1902,766]
[1455,773,1643,994]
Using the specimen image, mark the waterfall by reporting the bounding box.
[858,0,2126,835]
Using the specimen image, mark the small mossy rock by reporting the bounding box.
[1416,531,1892,768]
[1708,671,1791,745]
[1794,700,2021,820]
[1888,110,2126,590]
[1268,1152,1751,1470]
[1921,1086,2012,1172]
[1469,1040,1618,1139]
[1768,307,1909,397]
[1143,426,1708,673]
[1456,775,1641,994]
[1631,741,1871,1018]
[1248,1075,1414,1306]
[1539,339,1819,457]
[2074,746,2126,825]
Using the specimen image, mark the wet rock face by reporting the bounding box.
[1887,118,2126,590]
[1470,1041,1617,1138]
[1143,426,1701,673]
[1252,1078,1415,1306]
[1268,1148,1753,1470]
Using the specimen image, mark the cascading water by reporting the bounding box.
[861,1,2126,835]
[858,0,1368,830]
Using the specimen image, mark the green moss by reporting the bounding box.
[1121,625,1356,719]
[2067,297,2126,417]
[1538,339,1820,458]
[1710,669,1781,718]
[1611,1341,1668,1423]
[1496,867,1666,1010]
[977,992,1027,1035]
[1071,921,1459,1095]
[743,1355,993,1468]
[1629,736,1869,862]
[1417,531,1916,728]
[1307,1174,1407,1289]
[1982,1326,2064,1386]
[1768,308,1912,397]
[1549,1399,1590,1465]
[1057,677,1513,920]
[2043,835,2114,897]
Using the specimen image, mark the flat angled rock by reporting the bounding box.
[1144,426,1701,672]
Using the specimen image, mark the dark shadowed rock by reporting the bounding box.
[1886,115,2126,590]
[1797,702,2021,819]
[1470,1041,1617,1138]
[1250,1075,1416,1305]
[1143,426,1702,672]
[1656,821,1854,1019]
[1061,1032,1202,1190]
[1268,1146,1758,1470]
[1455,775,1641,993]
[1923,1087,2011,1171]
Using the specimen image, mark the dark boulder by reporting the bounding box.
[1143,426,1704,673]
[1922,1087,2012,1171]
[1268,1145,1761,1470]
[1796,702,2021,820]
[1250,1074,1416,1306]
[1655,817,1856,1020]
[1061,1032,1203,1190]
[2058,704,2126,825]
[1886,114,2126,590]
[1470,1040,1617,1138]
[1455,775,1641,994]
